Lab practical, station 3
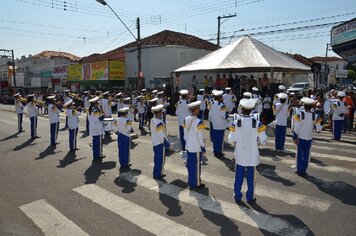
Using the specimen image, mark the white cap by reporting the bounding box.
[243,92,252,98]
[252,87,259,92]
[337,91,346,97]
[199,88,205,92]
[239,98,256,110]
[64,99,74,107]
[179,89,189,95]
[152,90,158,94]
[116,92,122,97]
[27,94,35,98]
[47,95,56,100]
[118,107,129,113]
[102,91,109,96]
[301,97,315,105]
[141,89,146,92]
[65,89,70,93]
[149,98,158,103]
[89,96,99,103]
[278,85,286,91]
[151,104,164,112]
[157,91,164,95]
[225,87,231,91]
[188,101,201,109]
[123,97,131,101]
[278,93,288,99]
[13,93,20,97]
[212,90,223,97]
[137,95,143,99]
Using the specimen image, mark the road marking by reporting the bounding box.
[19,199,88,236]
[73,184,205,236]
[117,171,308,236]
[157,161,331,212]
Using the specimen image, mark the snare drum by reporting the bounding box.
[103,118,115,131]
[323,99,338,115]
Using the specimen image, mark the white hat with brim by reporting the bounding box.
[278,85,286,90]
[118,107,129,113]
[141,89,146,92]
[179,89,189,95]
[65,89,70,93]
[27,94,35,98]
[152,104,164,112]
[150,98,158,103]
[89,96,99,103]
[157,91,164,95]
[102,91,109,96]
[188,101,201,110]
[199,89,205,92]
[239,98,256,110]
[152,90,158,94]
[116,92,122,97]
[278,93,288,99]
[47,95,56,100]
[137,95,143,99]
[212,90,223,97]
[123,97,131,101]
[337,91,346,97]
[225,87,231,91]
[301,97,315,105]
[64,99,74,107]
[13,93,20,97]
[243,92,252,98]
[252,87,259,92]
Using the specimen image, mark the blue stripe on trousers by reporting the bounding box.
[187,152,202,187]
[333,120,343,140]
[118,133,130,167]
[213,129,224,155]
[153,144,165,178]
[275,125,287,150]
[296,138,312,174]
[30,116,37,138]
[234,165,255,201]
[179,126,186,151]
[50,122,59,145]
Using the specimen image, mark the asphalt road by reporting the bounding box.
[0,104,355,236]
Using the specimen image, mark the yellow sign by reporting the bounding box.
[109,61,125,80]
[67,64,82,81]
[82,61,109,81]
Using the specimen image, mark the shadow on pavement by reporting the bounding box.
[57,151,86,168]
[305,175,356,206]
[13,139,36,151]
[84,160,116,184]
[189,187,240,235]
[1,132,19,142]
[114,169,141,193]
[158,179,186,217]
[257,163,295,186]
[80,131,89,138]
[36,145,60,160]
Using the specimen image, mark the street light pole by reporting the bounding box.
[96,0,143,89]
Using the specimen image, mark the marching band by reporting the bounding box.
[10,84,355,203]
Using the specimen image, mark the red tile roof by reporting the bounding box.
[309,56,345,62]
[81,30,219,63]
[33,50,81,61]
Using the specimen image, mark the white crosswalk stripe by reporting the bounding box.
[19,199,89,236]
[117,171,309,236]
[73,184,205,236]
[155,161,331,212]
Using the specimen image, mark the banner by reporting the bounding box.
[68,64,82,81]
[82,61,108,81]
[109,61,125,80]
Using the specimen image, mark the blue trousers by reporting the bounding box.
[187,152,202,187]
[139,113,145,129]
[163,112,167,125]
[118,133,130,167]
[92,135,103,159]
[69,128,78,150]
[275,125,287,150]
[65,116,68,128]
[50,122,59,145]
[296,139,312,174]
[17,113,23,132]
[86,116,89,132]
[209,122,214,142]
[333,120,343,140]
[213,129,225,155]
[30,116,37,138]
[179,126,186,151]
[234,165,255,202]
[153,144,165,178]
[198,110,204,120]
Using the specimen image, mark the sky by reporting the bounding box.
[1,0,355,59]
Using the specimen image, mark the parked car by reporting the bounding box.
[287,82,310,96]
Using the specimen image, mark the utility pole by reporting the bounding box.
[217,14,237,46]
[137,17,142,90]
[324,43,331,88]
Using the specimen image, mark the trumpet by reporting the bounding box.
[19,97,27,103]
[33,99,45,107]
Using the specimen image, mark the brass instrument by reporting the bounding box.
[34,99,45,107]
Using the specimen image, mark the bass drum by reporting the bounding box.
[266,120,276,137]
[323,99,338,115]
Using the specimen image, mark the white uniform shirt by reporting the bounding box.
[84,96,90,110]
[116,117,132,137]
[63,96,72,104]
[27,102,38,117]
[116,101,123,111]
[223,93,236,111]
[150,117,168,146]
[15,101,24,114]
[88,107,104,136]
[183,115,205,153]
[66,108,80,130]
[332,101,347,121]
[101,98,112,117]
[210,101,228,130]
[48,104,60,123]
[274,102,290,126]
[263,96,272,109]
[228,115,267,166]
[197,95,206,110]
[136,101,146,114]
[293,111,322,140]
[175,99,190,126]
[208,98,215,121]
[123,104,133,121]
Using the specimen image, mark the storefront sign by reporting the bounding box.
[52,65,68,76]
[109,61,125,80]
[82,61,109,81]
[331,19,356,46]
[41,70,52,78]
[67,64,82,81]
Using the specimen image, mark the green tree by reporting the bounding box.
[348,70,356,81]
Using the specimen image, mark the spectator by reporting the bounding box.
[343,90,355,133]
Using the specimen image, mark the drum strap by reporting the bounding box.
[312,112,315,121]
[252,118,256,128]
[237,117,242,127]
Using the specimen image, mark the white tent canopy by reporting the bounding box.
[174,35,311,73]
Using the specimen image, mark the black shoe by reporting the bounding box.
[33,136,40,139]
[75,148,80,150]
[128,163,132,167]
[235,199,242,204]
[197,183,205,188]
[100,155,106,159]
[247,198,257,204]
[214,153,223,159]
